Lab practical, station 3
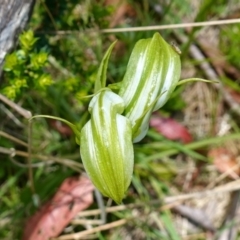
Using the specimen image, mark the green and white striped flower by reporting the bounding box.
[118,32,181,143]
[80,90,134,204]
[30,33,215,205]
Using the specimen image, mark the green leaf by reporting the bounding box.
[19,30,38,51]
[177,78,218,86]
[37,74,53,88]
[94,40,117,93]
[30,52,48,69]
[160,210,181,240]
[4,53,18,71]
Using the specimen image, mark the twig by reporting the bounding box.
[9,156,54,168]
[76,179,240,218]
[94,189,106,224]
[77,203,134,217]
[71,219,103,226]
[0,104,23,127]
[59,176,240,239]
[38,18,240,35]
[0,130,28,147]
[39,0,58,31]
[100,18,240,33]
[27,120,35,193]
[0,146,83,172]
[52,219,127,240]
[63,179,240,239]
[164,179,240,203]
[0,93,32,118]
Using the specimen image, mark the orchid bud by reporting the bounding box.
[118,32,181,143]
[80,90,134,204]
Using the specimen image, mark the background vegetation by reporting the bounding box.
[1,0,240,239]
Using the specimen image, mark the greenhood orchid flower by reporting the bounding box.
[118,32,181,143]
[29,32,216,204]
[80,90,134,204]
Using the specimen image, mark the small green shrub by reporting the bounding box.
[1,30,53,100]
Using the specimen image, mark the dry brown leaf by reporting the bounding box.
[22,176,94,240]
[208,147,240,179]
[150,113,193,143]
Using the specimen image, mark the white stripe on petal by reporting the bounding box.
[80,90,134,204]
[119,33,181,142]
